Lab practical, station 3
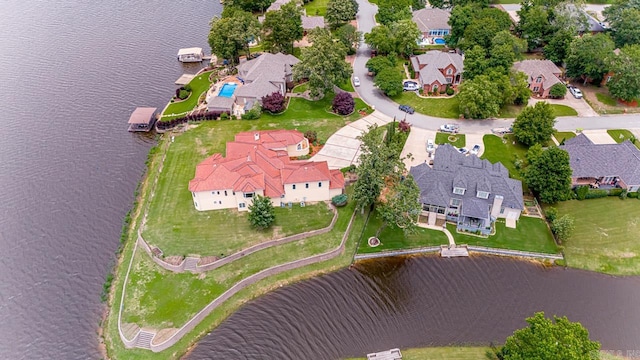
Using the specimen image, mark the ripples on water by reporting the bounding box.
[0,1,220,358]
[187,256,640,360]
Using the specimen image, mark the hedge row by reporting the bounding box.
[156,111,228,130]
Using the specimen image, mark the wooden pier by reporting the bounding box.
[367,348,402,360]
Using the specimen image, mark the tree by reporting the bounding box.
[552,214,575,243]
[549,83,567,98]
[462,45,488,81]
[525,147,572,203]
[543,29,574,65]
[447,4,478,48]
[261,92,286,113]
[223,0,272,13]
[565,33,615,84]
[608,8,640,48]
[513,102,556,147]
[374,67,404,97]
[335,24,362,55]
[366,56,394,75]
[458,75,503,119]
[607,45,640,102]
[375,174,421,238]
[364,21,421,57]
[208,10,261,64]
[510,70,532,106]
[516,4,551,51]
[293,28,352,98]
[261,2,303,54]
[332,92,355,115]
[326,0,358,29]
[377,1,411,26]
[459,9,512,51]
[496,312,599,360]
[364,25,395,55]
[248,195,275,230]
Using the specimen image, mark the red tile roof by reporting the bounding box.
[189,130,344,196]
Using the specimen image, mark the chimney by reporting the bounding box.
[254,132,260,141]
[490,195,503,219]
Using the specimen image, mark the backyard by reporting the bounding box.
[303,0,329,16]
[357,214,449,254]
[435,132,466,148]
[549,197,640,275]
[448,216,558,254]
[160,71,213,121]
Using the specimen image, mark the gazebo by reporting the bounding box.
[127,107,158,132]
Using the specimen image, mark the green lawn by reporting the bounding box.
[160,72,213,121]
[143,95,371,257]
[449,216,558,254]
[435,132,466,148]
[303,0,329,16]
[356,213,449,253]
[346,347,494,360]
[481,134,529,181]
[292,82,309,93]
[596,92,618,106]
[500,104,578,118]
[338,78,356,92]
[553,131,576,145]
[391,92,461,118]
[550,197,640,275]
[607,129,640,148]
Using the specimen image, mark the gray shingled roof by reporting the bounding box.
[235,80,280,101]
[236,53,300,99]
[512,60,562,89]
[410,51,463,85]
[410,145,523,218]
[207,96,234,111]
[301,15,325,29]
[560,133,640,186]
[412,8,451,33]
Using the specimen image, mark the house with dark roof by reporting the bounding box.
[189,130,344,211]
[512,59,562,98]
[410,145,524,235]
[412,8,451,44]
[409,50,463,94]
[560,133,640,193]
[234,53,300,108]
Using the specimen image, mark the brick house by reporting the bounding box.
[512,60,563,98]
[409,50,463,94]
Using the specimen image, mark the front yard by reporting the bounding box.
[581,84,640,115]
[549,197,640,275]
[435,132,466,148]
[448,216,559,254]
[607,129,640,148]
[357,214,449,254]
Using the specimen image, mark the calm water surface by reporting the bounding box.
[0,1,219,358]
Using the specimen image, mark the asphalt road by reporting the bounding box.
[353,0,640,133]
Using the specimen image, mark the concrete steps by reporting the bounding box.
[135,330,155,349]
[440,245,469,258]
[184,257,200,272]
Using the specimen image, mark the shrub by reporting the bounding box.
[575,185,589,200]
[398,119,411,132]
[331,194,348,207]
[584,189,608,199]
[549,83,567,98]
[619,189,628,200]
[608,188,623,197]
[545,207,558,222]
[261,92,286,113]
[304,130,318,144]
[332,92,355,115]
[446,87,455,96]
[241,103,262,120]
[220,112,229,120]
[178,89,190,100]
[628,191,639,198]
[552,215,574,243]
[184,84,192,92]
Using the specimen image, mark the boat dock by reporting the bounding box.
[128,107,158,132]
[367,348,402,360]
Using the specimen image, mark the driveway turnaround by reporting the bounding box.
[464,133,486,157]
[401,127,436,169]
[582,129,617,144]
[311,111,393,169]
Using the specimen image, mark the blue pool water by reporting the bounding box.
[219,83,237,98]
[434,38,446,45]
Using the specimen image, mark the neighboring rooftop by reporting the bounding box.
[410,50,463,85]
[412,8,451,33]
[512,59,562,87]
[301,15,326,30]
[127,107,158,124]
[560,133,640,186]
[235,53,300,100]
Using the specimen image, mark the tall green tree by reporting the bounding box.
[376,0,412,26]
[364,21,420,57]
[447,4,478,48]
[512,101,556,147]
[364,25,395,55]
[223,0,272,13]
[261,2,303,54]
[247,195,276,230]
[517,4,551,51]
[326,0,358,29]
[208,10,261,64]
[375,174,421,238]
[496,312,600,360]
[543,28,574,64]
[293,28,352,98]
[374,67,403,96]
[607,45,640,102]
[462,45,488,81]
[565,33,615,84]
[458,75,503,119]
[525,147,572,203]
[608,8,640,48]
[366,56,394,75]
[459,8,512,51]
[335,24,362,55]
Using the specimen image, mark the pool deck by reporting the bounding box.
[207,76,243,98]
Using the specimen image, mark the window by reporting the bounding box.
[232,191,235,196]
[244,192,254,198]
[224,190,227,196]
[432,85,438,92]
[305,183,309,189]
[606,75,612,83]
[446,77,452,83]
[292,184,296,190]
[281,194,285,198]
[533,86,540,92]
[450,198,461,206]
[446,68,452,75]
[217,191,220,195]
[192,192,195,197]
[297,143,302,150]
[477,191,490,199]
[318,182,322,187]
[500,207,505,214]
[536,76,542,83]
[453,187,465,195]
[239,203,246,208]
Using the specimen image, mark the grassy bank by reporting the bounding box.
[346,347,494,360]
[160,72,213,121]
[357,214,449,253]
[550,197,640,275]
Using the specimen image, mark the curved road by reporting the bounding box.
[353,0,640,132]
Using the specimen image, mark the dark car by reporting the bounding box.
[399,104,415,114]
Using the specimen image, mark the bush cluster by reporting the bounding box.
[156,111,226,130]
[261,91,286,113]
[332,92,355,115]
[304,130,318,144]
[331,194,348,207]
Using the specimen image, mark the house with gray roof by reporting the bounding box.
[560,133,640,193]
[410,144,524,235]
[410,50,463,94]
[234,52,300,107]
[512,60,562,98]
[412,8,451,43]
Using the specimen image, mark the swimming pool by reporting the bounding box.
[434,38,446,45]
[218,83,237,98]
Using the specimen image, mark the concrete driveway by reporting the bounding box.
[582,129,617,144]
[464,133,485,157]
[401,127,436,169]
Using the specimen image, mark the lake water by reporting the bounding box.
[1,1,639,360]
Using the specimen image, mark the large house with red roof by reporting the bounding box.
[189,130,345,211]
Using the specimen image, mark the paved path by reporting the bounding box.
[417,222,455,246]
[583,129,618,144]
[311,110,393,169]
[530,96,599,118]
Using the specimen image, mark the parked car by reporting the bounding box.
[403,81,419,91]
[491,126,513,135]
[426,138,435,153]
[470,144,481,155]
[569,86,583,99]
[353,77,360,87]
[440,124,459,133]
[399,104,415,114]
[458,147,468,154]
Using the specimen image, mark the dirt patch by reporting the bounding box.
[163,256,185,265]
[198,256,219,266]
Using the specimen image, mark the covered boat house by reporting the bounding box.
[177,47,204,63]
[127,107,158,132]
